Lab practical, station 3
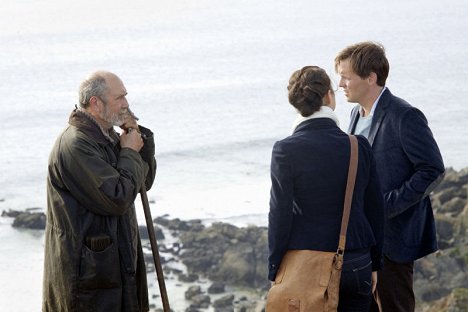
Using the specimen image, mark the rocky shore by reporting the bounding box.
[147,217,269,311]
[2,167,468,311]
[415,167,468,312]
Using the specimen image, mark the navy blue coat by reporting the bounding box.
[349,88,445,263]
[268,118,385,281]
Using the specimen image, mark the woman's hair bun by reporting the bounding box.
[287,66,331,117]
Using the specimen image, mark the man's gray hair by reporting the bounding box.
[78,73,108,108]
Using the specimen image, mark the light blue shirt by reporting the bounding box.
[354,87,387,138]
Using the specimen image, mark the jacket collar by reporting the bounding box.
[68,108,119,145]
[367,88,391,145]
[349,88,392,146]
[293,117,339,134]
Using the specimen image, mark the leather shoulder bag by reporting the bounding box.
[265,135,359,312]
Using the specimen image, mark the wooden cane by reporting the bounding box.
[140,185,171,311]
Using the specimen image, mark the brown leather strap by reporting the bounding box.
[337,135,358,254]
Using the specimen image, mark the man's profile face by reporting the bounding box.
[337,59,370,104]
[100,75,129,127]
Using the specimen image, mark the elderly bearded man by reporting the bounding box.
[42,71,156,312]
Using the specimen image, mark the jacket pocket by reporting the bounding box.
[353,261,372,296]
[79,239,121,290]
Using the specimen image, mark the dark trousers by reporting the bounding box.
[338,249,373,312]
[369,256,415,312]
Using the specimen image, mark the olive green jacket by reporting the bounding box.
[43,109,156,311]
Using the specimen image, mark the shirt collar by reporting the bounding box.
[360,86,387,117]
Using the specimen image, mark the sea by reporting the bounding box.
[0,0,467,310]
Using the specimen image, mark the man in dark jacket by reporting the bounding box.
[335,42,445,312]
[43,71,156,312]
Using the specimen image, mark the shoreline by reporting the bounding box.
[1,166,468,311]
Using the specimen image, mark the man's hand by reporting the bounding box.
[372,271,378,293]
[120,128,144,152]
[120,109,139,133]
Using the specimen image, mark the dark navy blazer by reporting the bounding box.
[268,118,385,281]
[349,88,445,263]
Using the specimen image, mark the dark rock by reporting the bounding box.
[212,242,255,284]
[211,222,239,239]
[208,281,225,294]
[139,224,165,240]
[423,288,468,312]
[440,197,467,215]
[2,209,22,217]
[434,168,468,196]
[144,250,172,264]
[433,186,465,206]
[414,246,468,303]
[154,216,171,227]
[179,221,268,288]
[167,218,194,232]
[419,284,452,302]
[178,273,199,283]
[179,225,226,272]
[431,168,468,209]
[213,294,235,308]
[189,294,211,309]
[185,285,202,300]
[12,212,46,230]
[186,220,205,232]
[416,258,437,280]
[435,215,456,248]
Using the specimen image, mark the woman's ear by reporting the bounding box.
[323,90,336,110]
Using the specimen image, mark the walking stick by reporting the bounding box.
[140,185,171,312]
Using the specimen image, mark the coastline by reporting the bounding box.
[1,166,468,311]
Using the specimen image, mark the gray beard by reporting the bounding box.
[101,108,125,127]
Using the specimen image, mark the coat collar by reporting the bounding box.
[293,117,339,134]
[349,88,392,146]
[68,108,119,145]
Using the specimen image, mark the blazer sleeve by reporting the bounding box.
[268,141,294,281]
[385,108,445,218]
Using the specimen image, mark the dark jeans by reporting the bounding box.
[338,249,373,312]
[369,256,415,312]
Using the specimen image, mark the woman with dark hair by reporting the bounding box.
[268,66,385,311]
